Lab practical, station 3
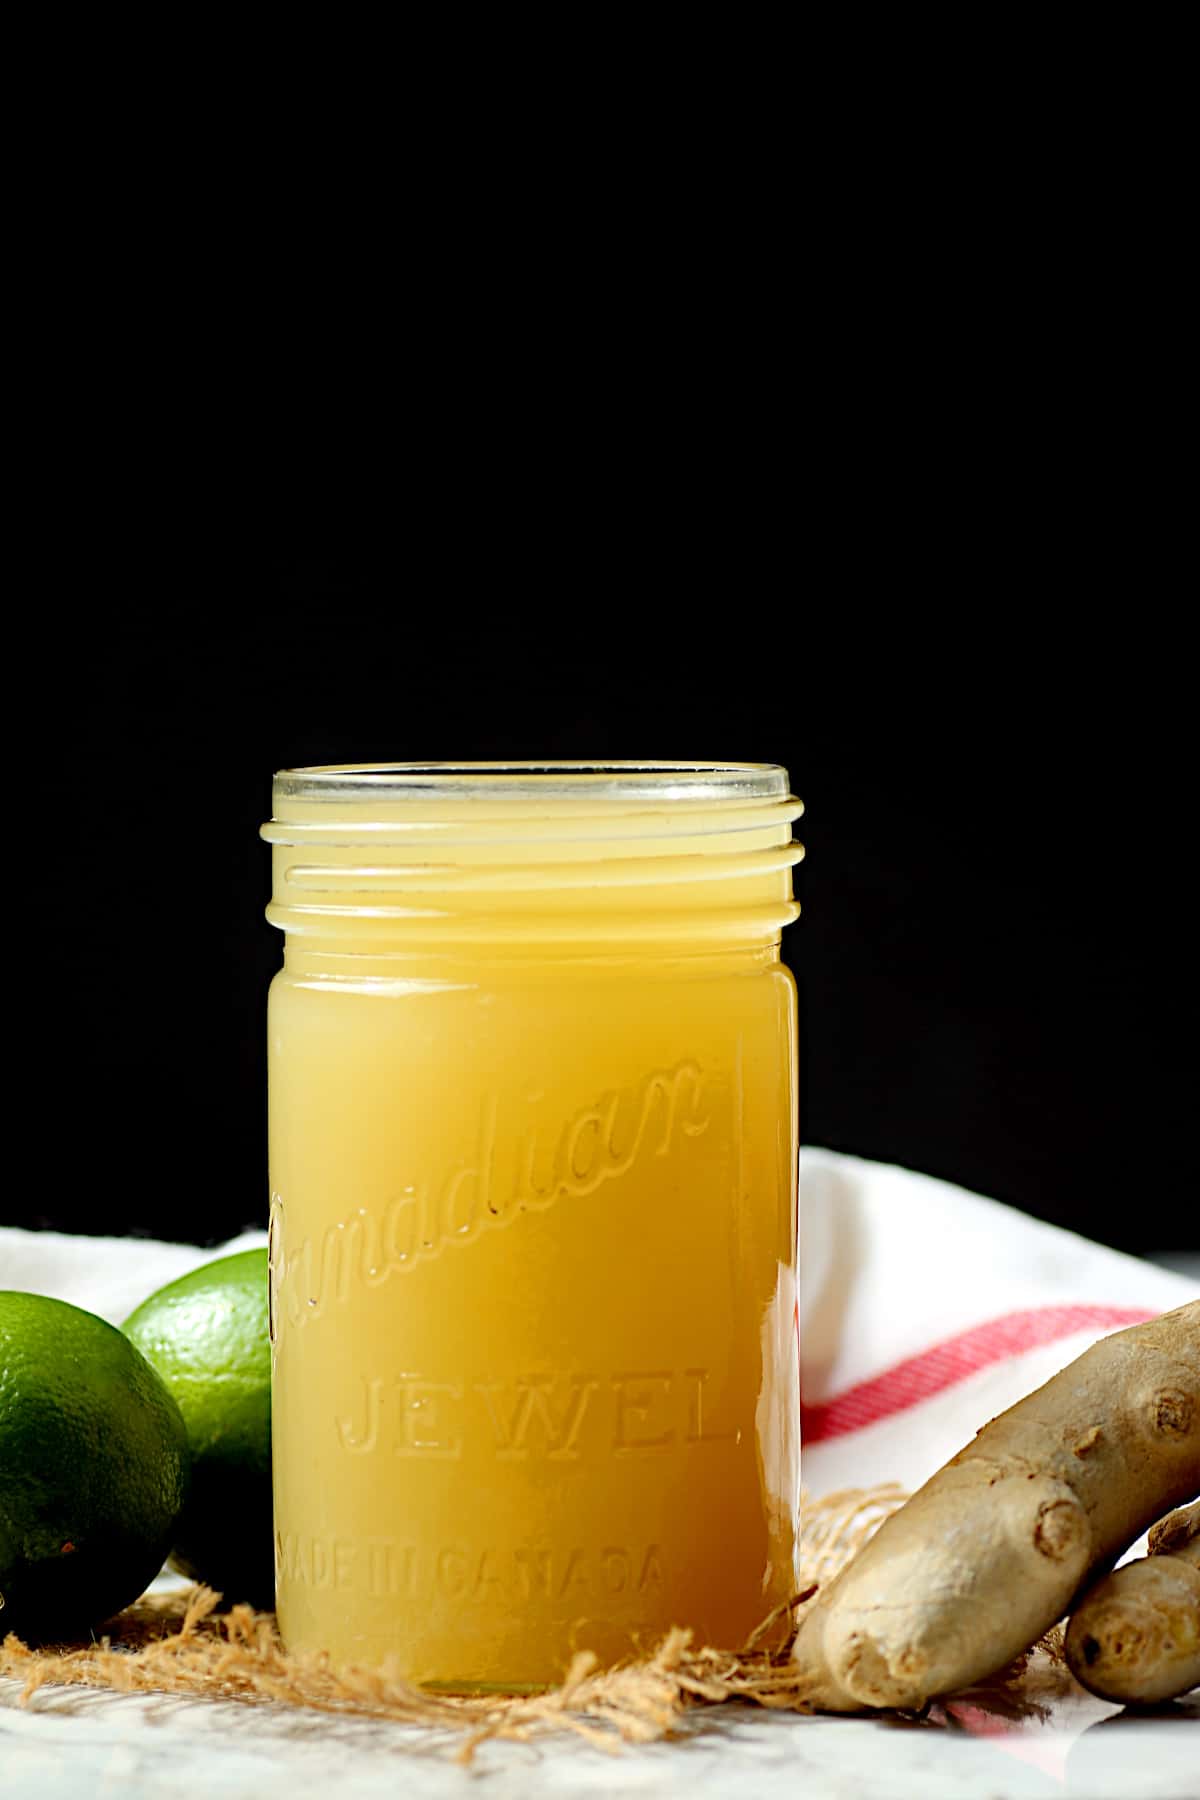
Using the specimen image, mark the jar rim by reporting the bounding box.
[273,762,790,805]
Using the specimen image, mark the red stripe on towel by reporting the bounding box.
[801,1305,1152,1443]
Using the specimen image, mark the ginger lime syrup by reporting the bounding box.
[263,763,803,1687]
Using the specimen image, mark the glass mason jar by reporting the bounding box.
[263,763,804,1689]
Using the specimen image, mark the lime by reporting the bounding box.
[123,1249,273,1609]
[0,1291,190,1642]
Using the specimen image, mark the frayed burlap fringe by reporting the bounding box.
[0,1486,908,1758]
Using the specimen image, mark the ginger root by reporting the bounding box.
[792,1302,1200,1711]
[1064,1499,1199,1704]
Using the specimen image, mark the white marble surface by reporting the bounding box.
[2,1668,1196,1798]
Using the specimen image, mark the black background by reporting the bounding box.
[3,0,1193,1263]
[15,562,1196,1257]
[7,116,1194,1258]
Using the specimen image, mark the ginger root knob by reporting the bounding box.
[792,1304,1200,1712]
[1065,1499,1199,1705]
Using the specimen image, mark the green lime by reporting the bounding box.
[123,1249,273,1609]
[0,1291,190,1643]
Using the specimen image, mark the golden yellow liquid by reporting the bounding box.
[267,785,799,1687]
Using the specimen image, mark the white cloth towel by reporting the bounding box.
[2,1149,1194,1500]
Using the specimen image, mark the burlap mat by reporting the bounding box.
[0,1487,929,1758]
